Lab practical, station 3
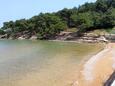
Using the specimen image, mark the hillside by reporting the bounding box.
[0,0,115,40]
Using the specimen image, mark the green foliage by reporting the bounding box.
[95,0,108,13]
[34,13,67,39]
[71,12,94,32]
[56,8,77,27]
[1,13,67,39]
[78,2,95,13]
[71,0,115,33]
[1,0,115,39]
[0,29,5,35]
[14,19,29,32]
[106,27,115,34]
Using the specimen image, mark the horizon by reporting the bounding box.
[0,0,96,27]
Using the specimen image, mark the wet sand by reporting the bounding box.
[74,43,115,86]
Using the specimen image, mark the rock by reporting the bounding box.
[0,34,7,39]
[30,35,37,40]
[9,37,13,40]
[59,31,72,36]
[98,36,109,42]
[66,35,74,40]
[18,36,25,40]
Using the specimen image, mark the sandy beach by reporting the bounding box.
[73,43,115,86]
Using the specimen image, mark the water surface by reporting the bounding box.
[0,40,103,86]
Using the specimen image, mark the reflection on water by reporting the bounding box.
[0,40,102,86]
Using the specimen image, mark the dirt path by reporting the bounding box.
[73,43,115,86]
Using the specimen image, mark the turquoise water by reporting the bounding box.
[0,40,102,86]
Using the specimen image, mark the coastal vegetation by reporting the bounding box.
[0,0,115,39]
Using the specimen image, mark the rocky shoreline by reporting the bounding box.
[0,31,112,43]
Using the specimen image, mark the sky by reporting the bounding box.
[0,0,96,27]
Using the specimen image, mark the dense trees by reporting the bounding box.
[0,29,5,35]
[71,0,115,33]
[95,0,108,13]
[71,12,94,32]
[1,0,115,39]
[31,13,67,39]
[56,8,75,27]
[1,13,67,39]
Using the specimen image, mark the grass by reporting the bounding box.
[65,28,77,32]
[105,27,115,34]
[64,27,115,36]
[87,27,115,36]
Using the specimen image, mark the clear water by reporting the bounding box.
[0,40,102,86]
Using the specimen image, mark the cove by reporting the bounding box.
[0,40,103,86]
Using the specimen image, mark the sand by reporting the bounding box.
[74,43,115,86]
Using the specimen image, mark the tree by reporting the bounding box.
[95,0,108,13]
[2,21,14,30]
[0,29,5,35]
[56,8,73,27]
[92,12,103,28]
[107,0,115,8]
[102,7,115,27]
[111,0,115,8]
[71,12,94,32]
[34,13,67,39]
[14,19,28,32]
[78,2,95,13]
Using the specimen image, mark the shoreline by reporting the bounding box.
[48,39,102,43]
[0,38,108,44]
[0,31,110,43]
[73,43,115,86]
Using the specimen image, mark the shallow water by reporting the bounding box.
[0,40,102,86]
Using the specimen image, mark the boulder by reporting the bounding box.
[18,36,25,40]
[0,34,7,39]
[30,35,37,40]
[98,36,108,42]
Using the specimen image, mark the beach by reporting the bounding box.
[74,43,115,86]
